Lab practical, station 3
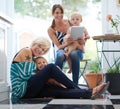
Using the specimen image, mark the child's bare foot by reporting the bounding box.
[64,53,69,59]
[67,69,72,74]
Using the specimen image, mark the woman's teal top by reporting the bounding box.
[10,62,36,99]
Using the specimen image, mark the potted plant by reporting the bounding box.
[85,61,103,88]
[105,60,120,95]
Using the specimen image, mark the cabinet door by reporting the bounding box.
[0,22,9,102]
[0,23,7,84]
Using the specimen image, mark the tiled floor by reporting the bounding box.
[0,95,120,109]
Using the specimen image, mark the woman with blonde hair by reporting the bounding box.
[10,37,51,99]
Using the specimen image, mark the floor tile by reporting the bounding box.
[113,105,120,109]
[110,95,120,99]
[48,99,112,105]
[0,104,46,109]
[16,98,52,104]
[111,99,120,104]
[0,98,52,104]
[0,95,120,109]
[43,104,114,109]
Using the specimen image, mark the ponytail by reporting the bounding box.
[51,19,55,29]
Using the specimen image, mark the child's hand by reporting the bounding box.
[77,39,85,44]
[66,35,73,44]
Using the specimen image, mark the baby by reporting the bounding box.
[34,56,66,87]
[64,12,90,73]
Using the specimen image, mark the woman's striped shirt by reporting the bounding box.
[10,62,36,99]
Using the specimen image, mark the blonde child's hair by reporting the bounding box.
[31,37,51,55]
[70,12,82,22]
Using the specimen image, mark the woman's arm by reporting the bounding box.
[13,48,33,62]
[48,27,70,49]
[48,27,61,47]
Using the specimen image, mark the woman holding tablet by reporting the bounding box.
[48,4,89,85]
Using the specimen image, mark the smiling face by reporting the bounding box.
[35,57,48,70]
[31,37,51,57]
[31,44,48,56]
[52,4,64,21]
[52,8,63,21]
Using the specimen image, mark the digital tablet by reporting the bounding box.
[70,26,84,40]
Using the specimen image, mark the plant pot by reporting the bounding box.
[85,73,103,88]
[105,73,120,95]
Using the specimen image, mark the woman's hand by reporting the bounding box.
[58,35,73,49]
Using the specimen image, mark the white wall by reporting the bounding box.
[101,0,120,72]
[102,0,120,34]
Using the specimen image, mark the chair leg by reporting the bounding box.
[79,59,90,88]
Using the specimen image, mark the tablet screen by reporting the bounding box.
[70,26,84,40]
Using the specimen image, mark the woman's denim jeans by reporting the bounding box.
[55,49,83,85]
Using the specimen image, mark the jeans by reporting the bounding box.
[23,64,92,99]
[55,49,83,85]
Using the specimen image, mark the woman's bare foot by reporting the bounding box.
[91,82,109,100]
[92,83,107,95]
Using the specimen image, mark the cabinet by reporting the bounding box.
[0,15,12,102]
